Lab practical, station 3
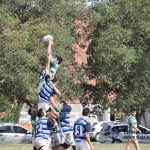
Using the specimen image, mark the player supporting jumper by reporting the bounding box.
[74,108,94,150]
[33,108,56,150]
[51,100,76,150]
[38,73,61,112]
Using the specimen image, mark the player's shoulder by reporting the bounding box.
[37,117,48,123]
[128,115,134,120]
[75,116,90,125]
[81,116,90,122]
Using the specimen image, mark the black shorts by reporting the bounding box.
[59,143,70,149]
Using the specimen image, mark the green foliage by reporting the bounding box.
[0,96,23,122]
[1,0,149,122]
[87,0,150,112]
[0,0,86,121]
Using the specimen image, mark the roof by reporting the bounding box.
[0,122,31,131]
[0,122,20,126]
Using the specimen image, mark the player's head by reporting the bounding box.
[45,74,55,83]
[28,108,36,116]
[60,100,67,105]
[82,108,91,116]
[28,108,32,116]
[46,107,52,118]
[60,100,72,112]
[38,108,46,117]
[55,55,63,65]
[130,108,136,116]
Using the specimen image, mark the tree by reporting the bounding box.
[0,0,87,121]
[85,0,150,122]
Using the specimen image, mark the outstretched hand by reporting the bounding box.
[48,39,53,45]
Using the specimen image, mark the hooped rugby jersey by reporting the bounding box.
[38,81,55,104]
[59,104,73,133]
[35,117,54,140]
[74,116,91,141]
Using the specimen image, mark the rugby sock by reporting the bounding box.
[72,145,76,150]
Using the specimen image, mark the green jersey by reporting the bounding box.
[39,58,59,83]
[128,115,137,133]
[50,57,57,68]
[50,58,59,69]
[48,57,59,77]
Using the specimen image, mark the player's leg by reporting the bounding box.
[132,139,140,150]
[33,146,37,150]
[75,141,82,150]
[38,140,50,150]
[83,140,90,150]
[75,140,90,150]
[40,145,49,150]
[65,132,76,150]
[52,145,66,150]
[125,140,132,150]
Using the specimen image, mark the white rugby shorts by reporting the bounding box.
[38,102,50,111]
[75,140,90,150]
[33,138,50,150]
[64,131,75,146]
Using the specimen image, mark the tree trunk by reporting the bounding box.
[136,108,145,126]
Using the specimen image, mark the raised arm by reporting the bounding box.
[50,81,61,96]
[47,40,53,55]
[45,40,53,74]
[53,86,61,96]
[45,54,51,74]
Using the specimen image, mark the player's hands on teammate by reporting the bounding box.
[53,119,58,128]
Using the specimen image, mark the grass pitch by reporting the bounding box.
[0,143,149,150]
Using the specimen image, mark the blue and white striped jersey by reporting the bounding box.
[59,112,73,133]
[38,81,55,104]
[58,104,73,133]
[35,117,54,140]
[74,116,91,141]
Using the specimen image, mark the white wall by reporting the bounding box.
[102,107,110,121]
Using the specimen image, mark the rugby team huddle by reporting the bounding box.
[28,35,94,150]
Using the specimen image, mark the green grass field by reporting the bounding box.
[0,143,149,150]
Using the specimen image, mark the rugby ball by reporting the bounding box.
[42,35,53,42]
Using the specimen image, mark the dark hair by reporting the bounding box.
[45,74,57,83]
[60,100,67,105]
[45,74,50,83]
[52,76,58,83]
[130,108,136,113]
[46,107,51,113]
[55,55,63,64]
[61,104,72,112]
[82,108,91,116]
[38,109,45,117]
[28,108,32,116]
